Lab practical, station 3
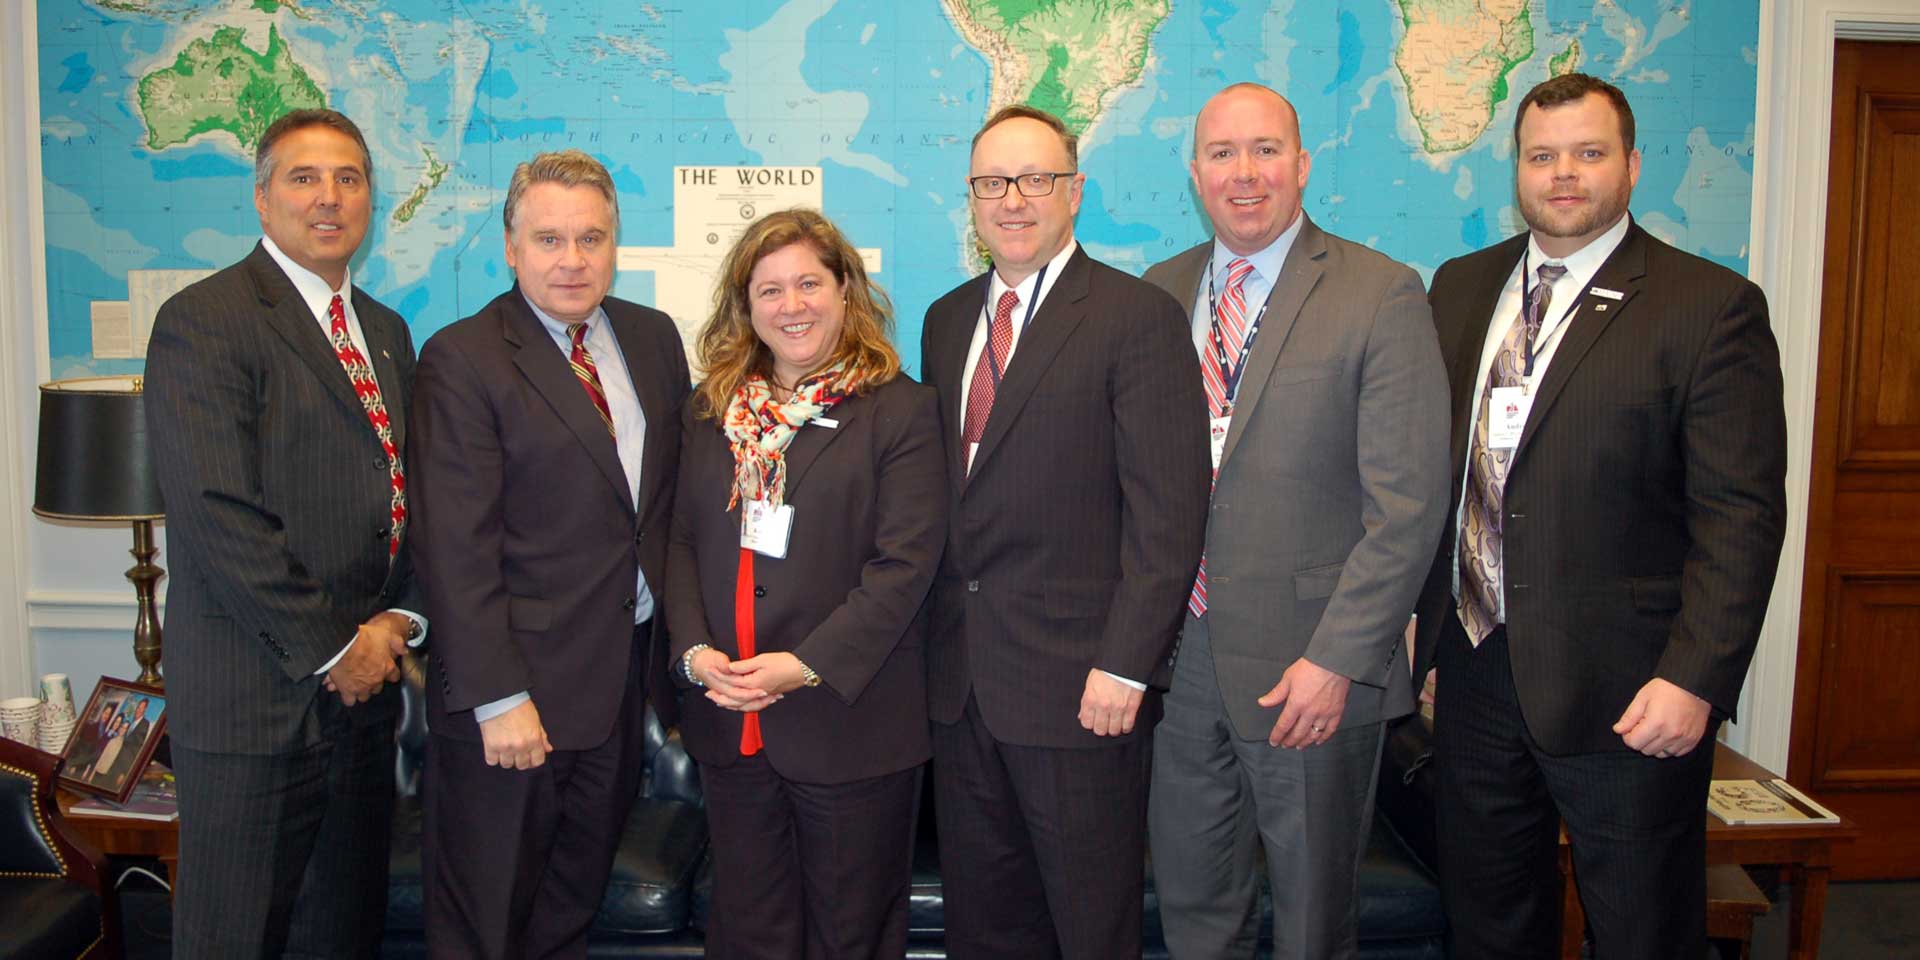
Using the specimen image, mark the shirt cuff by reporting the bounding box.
[392,608,429,647]
[313,638,355,676]
[1100,669,1147,691]
[474,692,531,723]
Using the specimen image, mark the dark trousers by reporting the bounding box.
[423,645,649,960]
[173,709,396,959]
[930,695,1150,960]
[701,753,919,960]
[1434,613,1715,960]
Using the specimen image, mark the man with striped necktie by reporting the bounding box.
[147,107,423,957]
[1142,82,1450,959]
[410,149,689,959]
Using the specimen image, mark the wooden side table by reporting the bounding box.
[56,787,180,904]
[1559,742,1858,960]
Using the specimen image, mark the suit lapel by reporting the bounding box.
[782,387,866,497]
[1218,218,1325,469]
[608,306,668,522]
[247,246,367,423]
[1445,234,1528,476]
[967,248,1093,481]
[354,292,408,452]
[1513,225,1647,459]
[938,275,988,491]
[502,291,633,513]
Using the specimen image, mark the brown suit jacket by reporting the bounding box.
[410,288,688,748]
[666,376,946,783]
[919,246,1212,749]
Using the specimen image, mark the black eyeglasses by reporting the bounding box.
[968,172,1077,200]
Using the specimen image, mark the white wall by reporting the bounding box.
[5,0,1915,771]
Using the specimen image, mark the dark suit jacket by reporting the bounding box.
[1413,221,1788,755]
[410,289,688,748]
[666,376,946,784]
[147,242,420,755]
[920,246,1212,749]
[1144,217,1450,738]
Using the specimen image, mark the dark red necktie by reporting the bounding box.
[961,290,1020,467]
[327,295,405,557]
[567,322,616,438]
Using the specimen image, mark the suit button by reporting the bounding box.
[1213,575,1231,584]
[375,526,391,540]
[754,586,767,598]
[634,530,644,544]
[966,580,980,593]
[1214,502,1228,510]
[375,456,387,469]
[623,597,637,611]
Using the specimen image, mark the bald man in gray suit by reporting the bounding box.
[1142,83,1449,959]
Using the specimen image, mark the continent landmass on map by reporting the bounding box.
[392,147,449,225]
[1392,0,1534,154]
[136,23,325,152]
[1550,39,1582,77]
[942,0,1170,136]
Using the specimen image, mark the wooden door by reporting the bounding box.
[1790,39,1920,881]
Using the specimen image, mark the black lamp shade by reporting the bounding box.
[33,376,165,521]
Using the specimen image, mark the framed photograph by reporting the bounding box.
[58,677,167,804]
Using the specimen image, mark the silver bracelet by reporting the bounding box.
[682,643,713,686]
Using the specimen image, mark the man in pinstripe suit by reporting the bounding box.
[1411,74,1787,958]
[148,109,422,957]
[919,105,1211,959]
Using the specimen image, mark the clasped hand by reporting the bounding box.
[690,649,805,712]
[323,612,411,706]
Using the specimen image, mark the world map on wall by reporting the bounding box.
[38,0,1758,377]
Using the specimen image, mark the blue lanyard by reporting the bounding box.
[984,263,1048,387]
[1205,258,1272,406]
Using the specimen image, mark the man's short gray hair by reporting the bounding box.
[503,149,621,235]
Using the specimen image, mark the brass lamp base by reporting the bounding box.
[127,518,165,687]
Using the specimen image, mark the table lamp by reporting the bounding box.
[32,376,166,687]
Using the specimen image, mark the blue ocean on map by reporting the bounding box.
[38,0,1758,378]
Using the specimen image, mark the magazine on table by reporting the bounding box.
[1707,777,1840,826]
[68,761,176,822]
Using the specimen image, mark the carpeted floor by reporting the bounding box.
[116,863,1916,958]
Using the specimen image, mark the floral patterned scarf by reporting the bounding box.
[721,361,856,510]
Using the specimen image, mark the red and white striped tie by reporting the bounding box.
[326,294,406,557]
[1188,258,1254,618]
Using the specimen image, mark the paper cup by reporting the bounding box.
[39,675,74,722]
[2,716,38,746]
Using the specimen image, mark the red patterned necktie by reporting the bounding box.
[961,289,1020,468]
[1189,258,1255,619]
[1457,261,1568,645]
[567,322,616,438]
[327,294,405,557]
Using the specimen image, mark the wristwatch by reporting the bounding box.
[403,617,423,643]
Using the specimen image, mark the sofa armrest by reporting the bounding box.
[1374,715,1439,873]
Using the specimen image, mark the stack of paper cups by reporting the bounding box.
[37,676,77,754]
[0,697,41,747]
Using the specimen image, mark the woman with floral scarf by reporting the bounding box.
[666,208,947,959]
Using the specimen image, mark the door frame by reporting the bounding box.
[1741,0,1920,771]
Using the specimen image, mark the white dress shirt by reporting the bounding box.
[1449,213,1634,618]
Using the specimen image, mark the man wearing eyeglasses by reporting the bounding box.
[1141,81,1449,959]
[920,104,1211,959]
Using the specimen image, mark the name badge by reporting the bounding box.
[740,499,794,558]
[813,417,839,429]
[1209,415,1232,470]
[1486,385,1533,449]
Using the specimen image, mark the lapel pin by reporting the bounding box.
[1595,304,1609,311]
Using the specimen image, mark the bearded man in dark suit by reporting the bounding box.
[1412,73,1788,959]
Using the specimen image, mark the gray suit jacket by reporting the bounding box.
[1143,215,1450,738]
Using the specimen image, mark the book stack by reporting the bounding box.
[69,762,178,822]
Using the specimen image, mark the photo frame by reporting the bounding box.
[58,677,167,804]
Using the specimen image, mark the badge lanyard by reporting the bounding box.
[1205,258,1274,408]
[983,263,1048,388]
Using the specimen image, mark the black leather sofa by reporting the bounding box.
[382,669,1444,958]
